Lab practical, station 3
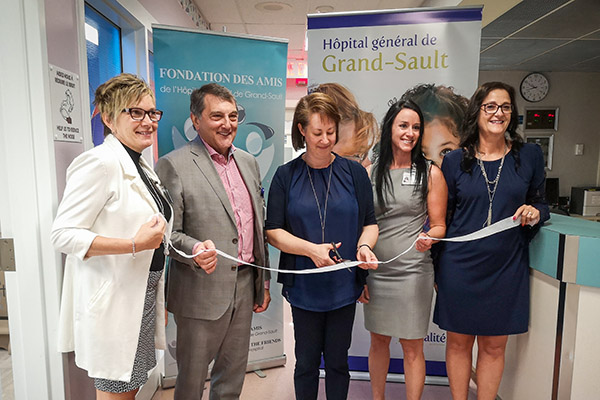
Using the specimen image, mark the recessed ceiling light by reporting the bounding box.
[315,5,334,13]
[255,2,292,12]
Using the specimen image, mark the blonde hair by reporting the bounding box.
[291,92,341,151]
[94,73,155,135]
[311,83,379,158]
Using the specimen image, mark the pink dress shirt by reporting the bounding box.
[200,137,255,264]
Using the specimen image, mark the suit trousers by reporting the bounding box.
[291,302,357,400]
[173,267,254,400]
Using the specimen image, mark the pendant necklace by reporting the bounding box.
[306,158,334,243]
[477,143,508,227]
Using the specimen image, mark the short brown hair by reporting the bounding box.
[291,92,341,150]
[190,83,236,118]
[94,73,154,136]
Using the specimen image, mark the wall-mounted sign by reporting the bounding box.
[49,64,82,143]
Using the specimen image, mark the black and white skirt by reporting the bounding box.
[94,270,162,393]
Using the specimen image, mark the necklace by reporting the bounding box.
[306,160,334,243]
[477,143,508,227]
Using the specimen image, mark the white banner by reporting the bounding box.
[308,6,482,377]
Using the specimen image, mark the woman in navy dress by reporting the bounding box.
[433,82,549,400]
[266,92,379,400]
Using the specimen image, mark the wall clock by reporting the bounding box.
[520,72,549,102]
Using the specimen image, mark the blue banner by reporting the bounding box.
[153,26,287,190]
[152,25,288,383]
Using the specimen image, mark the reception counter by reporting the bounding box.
[498,214,600,400]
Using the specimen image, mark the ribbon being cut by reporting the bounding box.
[168,215,528,275]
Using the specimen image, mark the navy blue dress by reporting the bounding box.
[266,154,376,312]
[433,143,549,335]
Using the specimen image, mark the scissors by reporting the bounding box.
[329,242,353,273]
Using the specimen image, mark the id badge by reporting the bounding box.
[402,170,417,185]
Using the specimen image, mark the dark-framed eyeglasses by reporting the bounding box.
[481,103,512,115]
[123,107,164,122]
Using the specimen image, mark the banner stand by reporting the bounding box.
[307,6,483,379]
[152,25,288,387]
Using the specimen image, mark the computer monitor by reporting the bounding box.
[546,178,559,206]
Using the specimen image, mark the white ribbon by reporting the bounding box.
[168,216,523,275]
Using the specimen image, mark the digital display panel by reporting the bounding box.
[525,108,558,130]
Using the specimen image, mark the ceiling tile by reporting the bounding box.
[374,0,427,10]
[481,38,500,51]
[512,0,600,39]
[235,0,308,24]
[481,0,570,38]
[194,0,242,24]
[307,0,381,14]
[568,55,600,72]
[587,31,600,39]
[187,0,600,72]
[515,40,600,71]
[246,24,305,50]
[421,0,462,6]
[480,38,568,67]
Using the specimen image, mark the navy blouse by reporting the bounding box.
[266,154,376,312]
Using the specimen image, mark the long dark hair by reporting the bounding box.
[374,100,428,210]
[461,81,523,172]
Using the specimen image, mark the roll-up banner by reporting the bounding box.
[152,25,288,386]
[307,7,482,379]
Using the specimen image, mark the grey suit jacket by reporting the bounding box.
[155,136,267,320]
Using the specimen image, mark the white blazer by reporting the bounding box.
[51,134,172,382]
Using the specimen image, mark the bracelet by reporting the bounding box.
[357,243,372,252]
[131,238,136,259]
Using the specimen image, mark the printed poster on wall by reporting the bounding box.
[153,25,288,384]
[49,64,83,143]
[308,7,483,377]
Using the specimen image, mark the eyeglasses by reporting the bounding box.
[481,103,512,115]
[123,107,164,122]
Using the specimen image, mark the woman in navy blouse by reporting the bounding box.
[266,92,379,400]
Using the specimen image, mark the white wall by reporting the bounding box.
[25,0,194,399]
[479,71,600,197]
[284,79,307,161]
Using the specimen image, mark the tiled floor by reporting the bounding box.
[152,373,476,400]
[0,350,14,400]
[0,306,477,400]
[151,302,477,400]
[152,372,477,399]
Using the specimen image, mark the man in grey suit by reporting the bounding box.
[156,83,270,400]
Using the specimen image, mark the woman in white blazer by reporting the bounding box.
[51,73,172,400]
